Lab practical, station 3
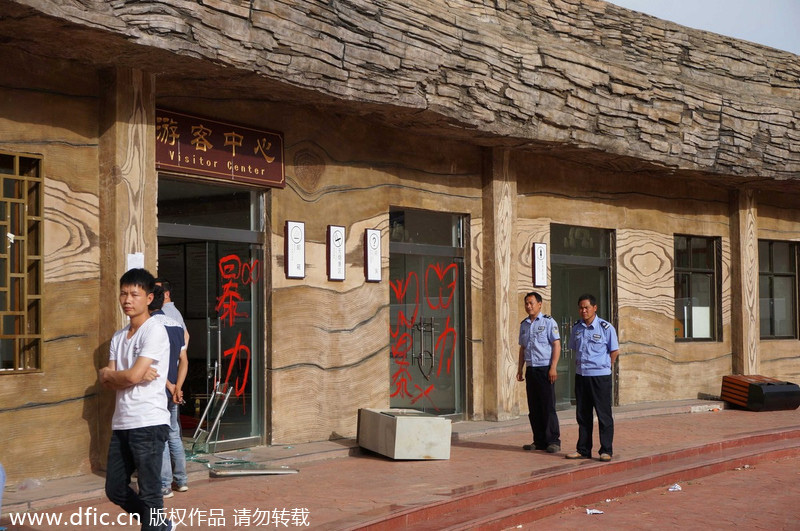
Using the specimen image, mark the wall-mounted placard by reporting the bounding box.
[532,242,547,287]
[364,229,381,282]
[285,221,305,279]
[327,225,346,281]
[126,252,144,271]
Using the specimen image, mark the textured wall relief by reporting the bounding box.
[514,218,549,297]
[293,147,326,193]
[44,179,100,282]
[617,229,673,317]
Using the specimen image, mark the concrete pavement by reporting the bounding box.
[2,399,799,530]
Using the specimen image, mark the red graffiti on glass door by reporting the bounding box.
[425,263,458,377]
[216,254,260,412]
[390,272,419,400]
[390,262,458,411]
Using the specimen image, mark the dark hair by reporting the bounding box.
[577,293,597,306]
[120,268,156,293]
[149,284,165,312]
[524,291,542,303]
[154,277,172,294]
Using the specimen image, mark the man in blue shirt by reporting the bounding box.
[148,285,188,499]
[566,294,619,462]
[517,291,561,453]
[154,278,190,496]
[0,461,6,531]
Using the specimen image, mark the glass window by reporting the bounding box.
[759,240,797,339]
[0,153,43,373]
[389,208,462,247]
[158,176,262,231]
[551,224,610,258]
[674,235,721,341]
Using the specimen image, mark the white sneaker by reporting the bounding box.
[176,484,189,492]
[161,487,174,499]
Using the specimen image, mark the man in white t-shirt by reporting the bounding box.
[99,268,172,531]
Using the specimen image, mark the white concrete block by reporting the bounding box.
[357,408,451,460]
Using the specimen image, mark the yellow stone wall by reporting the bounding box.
[157,95,485,443]
[756,190,800,383]
[513,151,738,404]
[0,52,104,484]
[268,115,484,443]
[2,53,799,486]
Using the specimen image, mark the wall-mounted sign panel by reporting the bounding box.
[365,229,381,282]
[327,225,346,281]
[533,242,547,287]
[285,221,305,279]
[155,109,285,188]
[126,252,144,271]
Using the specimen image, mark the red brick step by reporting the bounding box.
[353,427,800,530]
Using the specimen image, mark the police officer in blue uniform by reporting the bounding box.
[566,293,619,462]
[517,291,561,453]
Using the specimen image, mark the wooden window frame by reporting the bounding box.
[758,239,798,339]
[0,152,43,373]
[674,234,722,342]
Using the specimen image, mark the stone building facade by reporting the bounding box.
[0,0,798,484]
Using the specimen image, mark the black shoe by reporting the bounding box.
[546,444,561,454]
[522,443,547,451]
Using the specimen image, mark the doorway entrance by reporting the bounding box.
[549,224,616,409]
[388,209,466,416]
[157,177,265,450]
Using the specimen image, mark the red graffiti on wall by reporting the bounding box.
[390,262,459,408]
[216,254,260,411]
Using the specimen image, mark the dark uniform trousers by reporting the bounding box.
[574,373,614,456]
[525,365,560,448]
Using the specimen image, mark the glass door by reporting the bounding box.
[157,176,265,450]
[550,224,615,409]
[157,240,264,449]
[388,209,466,416]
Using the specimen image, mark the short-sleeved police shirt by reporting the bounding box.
[568,316,619,376]
[518,312,560,367]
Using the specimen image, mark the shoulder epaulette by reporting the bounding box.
[600,321,610,330]
[573,319,581,326]
[543,314,551,319]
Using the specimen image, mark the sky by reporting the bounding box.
[605,0,800,55]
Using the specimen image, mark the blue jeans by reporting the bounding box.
[161,401,188,489]
[1,461,6,522]
[105,425,170,531]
